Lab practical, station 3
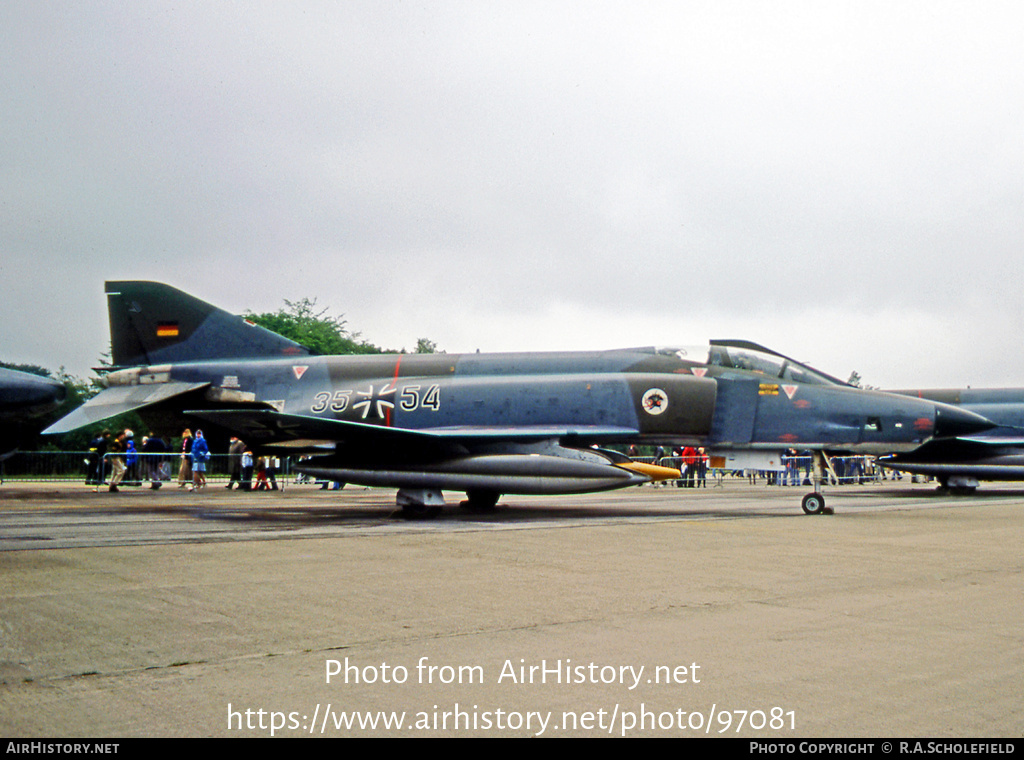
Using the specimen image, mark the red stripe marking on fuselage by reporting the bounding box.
[384,355,403,427]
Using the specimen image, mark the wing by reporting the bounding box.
[43,382,210,435]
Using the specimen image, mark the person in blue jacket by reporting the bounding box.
[190,429,210,491]
[125,432,140,486]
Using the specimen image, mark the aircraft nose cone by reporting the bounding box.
[0,370,66,415]
[933,403,995,438]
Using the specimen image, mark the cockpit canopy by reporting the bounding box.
[651,340,849,387]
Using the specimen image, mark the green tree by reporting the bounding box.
[244,298,383,355]
[0,361,52,378]
[414,338,442,354]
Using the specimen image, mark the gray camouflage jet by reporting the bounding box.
[45,281,992,516]
[1,366,67,459]
[879,388,1024,493]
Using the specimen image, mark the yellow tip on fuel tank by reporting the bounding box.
[618,461,681,481]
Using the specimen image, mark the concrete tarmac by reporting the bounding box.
[1,478,1022,737]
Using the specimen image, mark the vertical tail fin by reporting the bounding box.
[105,281,310,367]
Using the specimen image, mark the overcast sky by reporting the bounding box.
[2,1,1022,388]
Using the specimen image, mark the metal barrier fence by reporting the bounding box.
[0,451,910,487]
[0,451,290,486]
[0,451,95,482]
[648,455,893,486]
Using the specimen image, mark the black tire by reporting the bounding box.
[950,486,977,496]
[801,493,826,515]
[462,489,500,512]
[401,503,442,520]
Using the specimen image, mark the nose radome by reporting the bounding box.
[933,403,995,439]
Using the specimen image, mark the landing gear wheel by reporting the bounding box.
[461,489,500,512]
[396,488,444,519]
[801,492,827,515]
[940,476,978,495]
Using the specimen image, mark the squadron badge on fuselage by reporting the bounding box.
[641,388,668,416]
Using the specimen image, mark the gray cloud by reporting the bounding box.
[2,1,1023,387]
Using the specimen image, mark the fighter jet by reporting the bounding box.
[45,281,991,516]
[878,388,1024,493]
[0,366,67,459]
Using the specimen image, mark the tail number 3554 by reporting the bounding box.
[310,384,441,415]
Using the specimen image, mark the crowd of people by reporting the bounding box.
[85,430,903,494]
[86,427,280,493]
[645,446,901,488]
